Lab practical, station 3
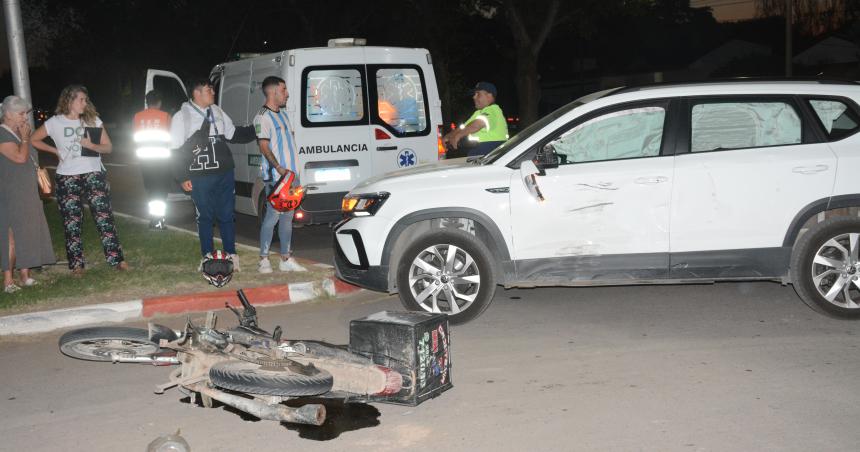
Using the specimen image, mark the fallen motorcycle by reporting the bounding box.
[58,290,452,426]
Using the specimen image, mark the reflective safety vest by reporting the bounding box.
[466,104,508,143]
[133,108,171,159]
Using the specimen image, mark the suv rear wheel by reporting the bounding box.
[791,216,860,318]
[397,230,496,324]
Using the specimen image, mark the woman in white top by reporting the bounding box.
[31,85,128,275]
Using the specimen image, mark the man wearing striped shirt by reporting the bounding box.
[254,76,306,273]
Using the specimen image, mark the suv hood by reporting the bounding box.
[353,157,477,190]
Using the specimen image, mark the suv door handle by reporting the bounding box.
[376,146,398,151]
[634,176,668,185]
[792,164,828,175]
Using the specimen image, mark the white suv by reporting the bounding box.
[334,80,860,324]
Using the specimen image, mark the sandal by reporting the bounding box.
[4,284,21,294]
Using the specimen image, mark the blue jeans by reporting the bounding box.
[190,171,236,256]
[259,184,295,257]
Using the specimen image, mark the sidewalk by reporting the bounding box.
[0,262,361,336]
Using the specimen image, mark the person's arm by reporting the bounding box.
[30,124,58,156]
[258,139,288,176]
[79,126,112,154]
[443,117,485,150]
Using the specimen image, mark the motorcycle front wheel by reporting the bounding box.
[59,327,159,362]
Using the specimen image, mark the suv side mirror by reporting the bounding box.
[535,143,560,170]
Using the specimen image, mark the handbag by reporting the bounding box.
[31,153,52,196]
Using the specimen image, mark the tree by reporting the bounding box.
[756,0,857,34]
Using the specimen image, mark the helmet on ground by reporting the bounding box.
[268,170,305,212]
[201,250,234,288]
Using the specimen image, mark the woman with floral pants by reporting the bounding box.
[32,85,128,274]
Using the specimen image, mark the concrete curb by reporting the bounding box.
[0,276,361,337]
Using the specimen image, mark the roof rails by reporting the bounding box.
[328,38,367,47]
[606,77,860,97]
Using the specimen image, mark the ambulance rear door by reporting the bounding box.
[145,69,187,116]
[213,59,254,214]
[292,47,373,221]
[366,49,443,175]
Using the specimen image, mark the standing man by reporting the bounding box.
[254,76,306,273]
[133,90,172,229]
[443,81,509,157]
[170,79,255,270]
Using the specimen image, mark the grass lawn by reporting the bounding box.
[0,199,332,313]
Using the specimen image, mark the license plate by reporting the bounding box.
[314,168,351,182]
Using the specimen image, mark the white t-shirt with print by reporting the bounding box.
[45,115,104,175]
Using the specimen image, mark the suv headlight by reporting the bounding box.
[342,192,390,217]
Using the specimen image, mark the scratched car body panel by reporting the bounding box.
[334,80,860,323]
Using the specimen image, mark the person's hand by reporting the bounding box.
[17,122,31,141]
[447,133,460,150]
[80,137,94,150]
[276,166,288,176]
[181,180,193,191]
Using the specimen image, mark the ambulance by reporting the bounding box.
[146,38,445,224]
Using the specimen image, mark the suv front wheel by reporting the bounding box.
[397,230,496,324]
[791,216,860,318]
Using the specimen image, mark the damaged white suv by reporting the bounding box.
[334,80,860,324]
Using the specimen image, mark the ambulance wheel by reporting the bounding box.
[256,192,267,228]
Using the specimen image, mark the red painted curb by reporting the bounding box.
[333,278,362,294]
[141,277,360,318]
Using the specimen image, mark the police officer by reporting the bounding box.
[133,90,172,229]
[170,79,255,270]
[443,81,509,157]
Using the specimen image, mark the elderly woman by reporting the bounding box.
[0,95,55,293]
[31,85,127,275]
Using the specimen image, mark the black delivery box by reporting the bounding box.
[349,311,452,406]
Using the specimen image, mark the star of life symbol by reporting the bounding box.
[398,148,416,168]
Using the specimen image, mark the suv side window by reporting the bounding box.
[690,101,801,152]
[368,65,430,136]
[301,65,367,127]
[807,98,860,140]
[549,106,666,164]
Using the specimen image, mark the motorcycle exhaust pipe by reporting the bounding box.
[109,354,179,366]
[196,385,326,426]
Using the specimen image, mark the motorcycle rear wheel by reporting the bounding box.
[59,327,159,362]
[209,360,334,396]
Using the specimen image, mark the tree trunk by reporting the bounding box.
[515,49,540,126]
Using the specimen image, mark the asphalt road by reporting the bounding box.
[2,282,860,451]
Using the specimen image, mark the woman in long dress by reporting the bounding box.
[0,95,56,293]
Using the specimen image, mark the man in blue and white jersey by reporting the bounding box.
[254,76,306,273]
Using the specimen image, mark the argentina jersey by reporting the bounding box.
[253,106,298,181]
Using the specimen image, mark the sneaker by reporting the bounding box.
[4,284,20,294]
[279,258,307,272]
[258,257,273,274]
[22,278,37,287]
[229,254,241,272]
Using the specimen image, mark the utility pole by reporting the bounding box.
[3,0,32,113]
[785,0,793,77]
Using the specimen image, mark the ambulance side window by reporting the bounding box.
[152,75,186,116]
[369,65,430,137]
[301,65,368,127]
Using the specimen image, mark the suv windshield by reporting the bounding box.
[480,87,622,164]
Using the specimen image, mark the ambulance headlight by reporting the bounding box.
[148,200,167,217]
[342,192,389,217]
